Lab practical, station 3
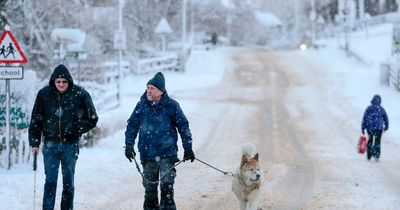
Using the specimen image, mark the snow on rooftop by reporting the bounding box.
[50,28,86,44]
[220,0,234,8]
[255,11,283,27]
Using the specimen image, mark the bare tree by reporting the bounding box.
[2,0,87,79]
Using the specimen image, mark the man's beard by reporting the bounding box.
[146,93,153,101]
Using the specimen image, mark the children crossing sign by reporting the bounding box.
[0,29,28,169]
[0,30,28,63]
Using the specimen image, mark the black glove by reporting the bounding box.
[125,145,136,162]
[183,149,195,162]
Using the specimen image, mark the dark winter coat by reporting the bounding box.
[29,65,98,147]
[125,91,193,161]
[361,95,389,132]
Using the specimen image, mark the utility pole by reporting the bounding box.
[226,1,234,45]
[293,0,300,40]
[398,0,400,14]
[358,0,365,20]
[182,0,187,49]
[117,0,124,104]
[358,0,368,38]
[227,10,232,45]
[378,0,385,14]
[181,0,187,71]
[310,0,316,45]
[344,0,350,54]
[190,0,195,46]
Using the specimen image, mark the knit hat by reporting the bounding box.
[147,72,165,92]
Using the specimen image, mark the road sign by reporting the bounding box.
[0,66,24,79]
[392,22,400,55]
[114,31,126,50]
[0,30,28,63]
[155,18,173,34]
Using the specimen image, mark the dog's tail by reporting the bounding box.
[241,143,256,158]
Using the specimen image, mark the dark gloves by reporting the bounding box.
[125,145,136,162]
[183,149,195,162]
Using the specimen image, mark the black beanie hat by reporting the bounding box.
[147,72,165,92]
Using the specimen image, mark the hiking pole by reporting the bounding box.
[33,152,37,210]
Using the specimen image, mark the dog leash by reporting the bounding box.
[132,156,237,182]
[133,157,184,184]
[195,157,238,178]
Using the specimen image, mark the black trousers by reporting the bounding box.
[142,157,178,210]
[367,130,382,159]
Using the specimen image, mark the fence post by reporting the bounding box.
[397,67,400,91]
[380,62,390,86]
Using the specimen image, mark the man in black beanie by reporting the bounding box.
[125,71,195,210]
[147,71,166,93]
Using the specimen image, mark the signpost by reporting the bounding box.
[113,0,125,106]
[113,31,126,51]
[0,66,24,79]
[155,18,173,51]
[392,22,400,55]
[0,27,27,169]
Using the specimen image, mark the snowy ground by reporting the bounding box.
[1,23,400,209]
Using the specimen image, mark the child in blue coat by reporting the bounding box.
[361,95,389,161]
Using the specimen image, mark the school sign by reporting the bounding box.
[0,30,28,64]
[0,66,23,79]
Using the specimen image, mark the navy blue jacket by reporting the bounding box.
[29,65,98,147]
[361,95,389,132]
[125,91,193,161]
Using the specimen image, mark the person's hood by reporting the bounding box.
[371,94,381,106]
[49,64,74,88]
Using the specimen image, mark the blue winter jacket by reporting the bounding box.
[125,91,193,161]
[361,95,389,132]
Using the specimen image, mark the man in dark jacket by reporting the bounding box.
[125,72,195,210]
[29,64,98,210]
[361,94,389,161]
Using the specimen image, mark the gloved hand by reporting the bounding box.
[125,145,136,162]
[32,147,40,155]
[362,130,365,134]
[183,149,195,162]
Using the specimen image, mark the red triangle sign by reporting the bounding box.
[0,30,28,63]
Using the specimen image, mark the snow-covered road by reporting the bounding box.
[111,48,400,209]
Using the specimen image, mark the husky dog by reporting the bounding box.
[232,144,262,210]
